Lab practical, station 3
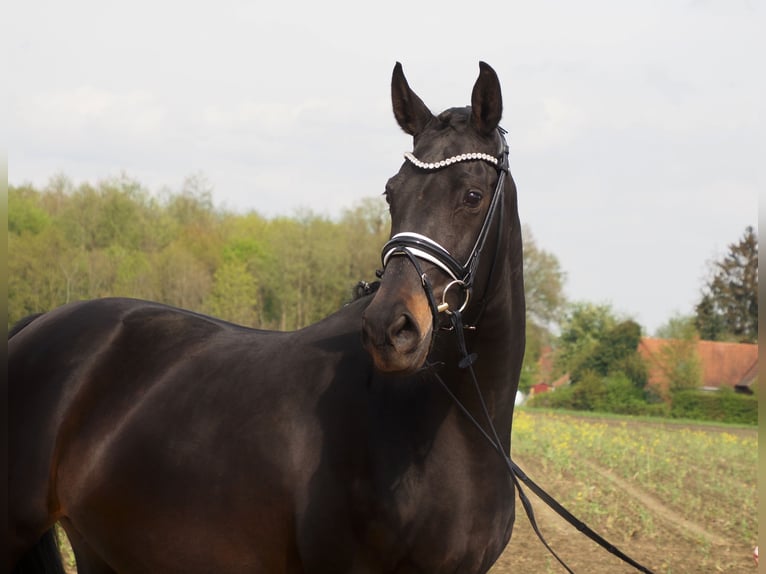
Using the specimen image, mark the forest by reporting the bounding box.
[8,172,568,332]
[8,174,392,331]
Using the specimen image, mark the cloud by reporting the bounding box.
[522,96,589,151]
[7,0,762,333]
[16,87,166,141]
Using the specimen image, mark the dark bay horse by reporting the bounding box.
[9,62,525,573]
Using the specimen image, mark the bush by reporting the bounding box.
[613,352,648,390]
[529,371,666,416]
[671,388,757,425]
[571,320,642,383]
[528,383,573,409]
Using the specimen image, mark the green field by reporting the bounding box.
[491,409,758,573]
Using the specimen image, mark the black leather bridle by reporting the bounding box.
[379,128,509,329]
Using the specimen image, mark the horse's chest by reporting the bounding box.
[297,456,513,573]
[358,465,514,572]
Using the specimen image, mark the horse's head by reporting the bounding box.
[362,62,510,375]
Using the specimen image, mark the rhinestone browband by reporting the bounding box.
[403,151,499,170]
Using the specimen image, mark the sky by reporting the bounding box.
[7,0,762,334]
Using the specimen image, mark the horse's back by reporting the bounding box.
[9,298,245,456]
[9,297,371,572]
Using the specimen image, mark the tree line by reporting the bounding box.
[8,174,566,338]
[8,174,390,330]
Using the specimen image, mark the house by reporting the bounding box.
[532,338,758,395]
[529,382,552,396]
[532,347,570,392]
[638,337,758,395]
[530,344,572,396]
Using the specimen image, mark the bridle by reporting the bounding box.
[379,128,509,329]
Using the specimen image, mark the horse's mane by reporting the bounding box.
[351,280,380,301]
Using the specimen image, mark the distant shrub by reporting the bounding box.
[612,352,649,390]
[571,320,642,384]
[529,371,667,417]
[671,388,757,425]
[528,384,576,410]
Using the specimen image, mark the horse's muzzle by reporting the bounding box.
[361,264,434,375]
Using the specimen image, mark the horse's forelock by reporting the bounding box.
[413,108,501,162]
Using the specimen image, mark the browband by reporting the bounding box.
[403,151,500,170]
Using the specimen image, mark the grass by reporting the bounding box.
[511,409,758,541]
[521,405,757,430]
[492,408,758,573]
[55,524,77,574]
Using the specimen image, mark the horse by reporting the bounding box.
[9,61,525,574]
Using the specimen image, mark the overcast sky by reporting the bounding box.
[8,0,762,334]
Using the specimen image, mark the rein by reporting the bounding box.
[376,130,655,574]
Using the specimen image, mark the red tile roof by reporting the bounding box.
[638,337,758,392]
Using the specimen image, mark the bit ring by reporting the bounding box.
[439,280,470,314]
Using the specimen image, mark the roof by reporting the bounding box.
[638,337,758,392]
[534,347,570,389]
[530,382,552,396]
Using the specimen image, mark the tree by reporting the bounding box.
[553,302,618,378]
[517,226,567,393]
[571,319,643,383]
[152,241,213,311]
[694,294,727,342]
[694,226,757,343]
[652,313,702,399]
[518,321,547,393]
[341,197,390,286]
[522,226,567,328]
[536,307,652,413]
[205,261,259,326]
[8,185,50,235]
[655,313,698,340]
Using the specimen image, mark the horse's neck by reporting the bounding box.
[477,319,522,428]
[434,303,520,447]
[461,223,524,441]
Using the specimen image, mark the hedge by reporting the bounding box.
[529,372,670,418]
[528,376,757,424]
[671,388,758,425]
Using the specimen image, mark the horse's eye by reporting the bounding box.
[464,190,483,208]
[384,177,399,206]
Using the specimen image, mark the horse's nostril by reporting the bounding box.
[387,313,420,351]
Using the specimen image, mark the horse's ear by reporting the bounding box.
[391,62,434,136]
[470,62,503,136]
